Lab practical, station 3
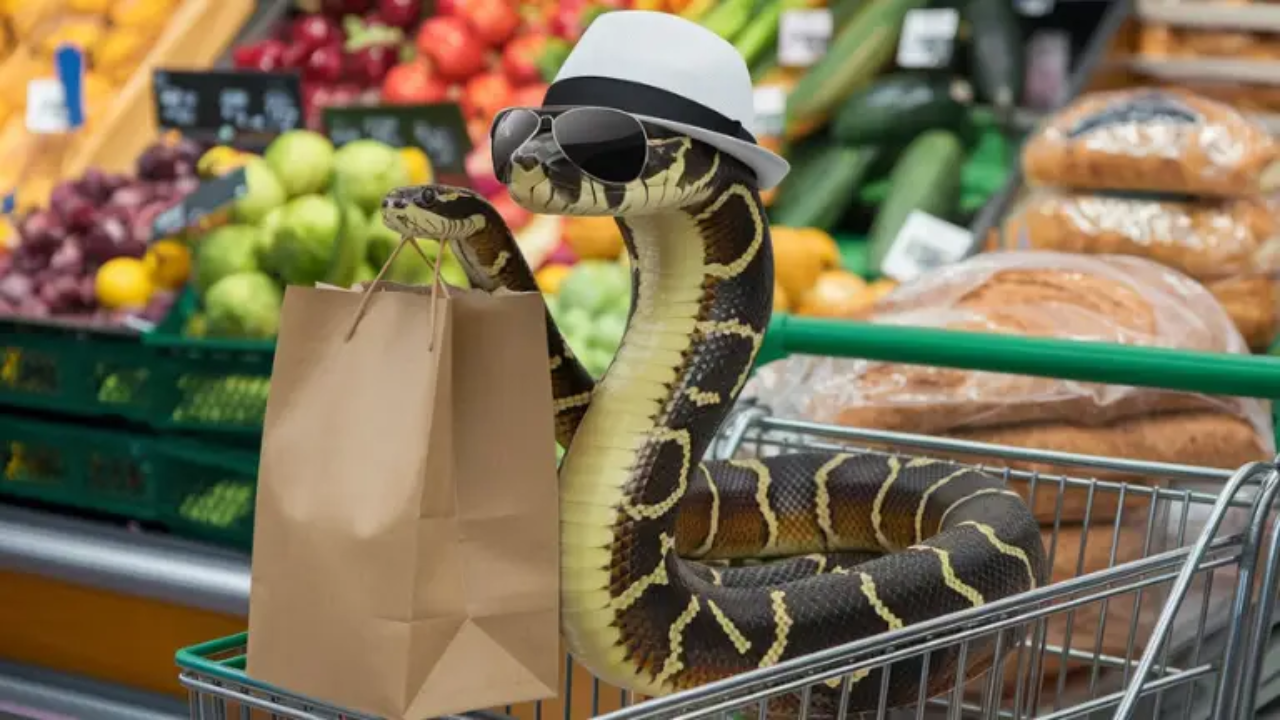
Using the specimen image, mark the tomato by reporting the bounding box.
[381,61,449,104]
[415,16,487,81]
[455,0,521,47]
[461,71,514,122]
[509,82,548,108]
[500,32,547,86]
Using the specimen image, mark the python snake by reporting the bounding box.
[380,125,1048,713]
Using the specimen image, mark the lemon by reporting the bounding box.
[95,257,153,309]
[535,264,574,295]
[400,147,434,185]
[145,239,192,290]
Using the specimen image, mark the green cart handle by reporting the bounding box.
[759,314,1280,401]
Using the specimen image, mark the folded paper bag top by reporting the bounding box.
[245,258,560,719]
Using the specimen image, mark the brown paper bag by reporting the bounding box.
[246,240,560,719]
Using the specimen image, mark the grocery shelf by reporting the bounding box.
[0,660,185,720]
[0,504,250,617]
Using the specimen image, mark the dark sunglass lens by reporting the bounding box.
[490,109,539,181]
[554,109,646,184]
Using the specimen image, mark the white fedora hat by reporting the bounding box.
[541,10,790,190]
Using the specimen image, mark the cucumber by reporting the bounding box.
[831,72,969,146]
[769,144,880,231]
[700,0,756,41]
[734,0,795,69]
[866,130,964,271]
[785,0,930,138]
[965,0,1022,111]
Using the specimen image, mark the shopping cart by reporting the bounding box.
[177,316,1280,720]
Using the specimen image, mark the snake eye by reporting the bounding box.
[415,187,436,207]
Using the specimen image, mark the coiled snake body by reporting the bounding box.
[381,126,1047,713]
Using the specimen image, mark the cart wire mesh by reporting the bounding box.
[176,404,1280,720]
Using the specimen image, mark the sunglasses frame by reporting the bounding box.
[489,106,652,186]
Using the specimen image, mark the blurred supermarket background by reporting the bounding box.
[9,0,1280,716]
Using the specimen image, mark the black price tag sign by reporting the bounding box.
[323,104,472,177]
[152,167,248,240]
[153,69,303,146]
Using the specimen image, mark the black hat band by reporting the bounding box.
[543,76,758,145]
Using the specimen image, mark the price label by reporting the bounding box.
[152,70,303,147]
[880,210,974,282]
[26,78,70,134]
[778,9,833,67]
[151,167,248,240]
[896,8,960,69]
[1016,0,1054,16]
[751,86,787,138]
[323,104,472,178]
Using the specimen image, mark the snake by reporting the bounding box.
[380,124,1048,714]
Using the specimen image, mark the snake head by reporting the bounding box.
[505,122,732,217]
[380,185,499,240]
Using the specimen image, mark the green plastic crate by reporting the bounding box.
[145,290,275,435]
[0,317,156,422]
[0,412,156,520]
[151,436,259,550]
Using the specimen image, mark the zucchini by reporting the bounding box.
[734,0,795,70]
[785,0,929,139]
[831,72,969,146]
[965,0,1022,111]
[866,130,964,271]
[769,144,880,230]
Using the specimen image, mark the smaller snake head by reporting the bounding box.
[380,185,498,240]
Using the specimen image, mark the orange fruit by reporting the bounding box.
[795,270,874,318]
[145,239,192,291]
[563,216,624,260]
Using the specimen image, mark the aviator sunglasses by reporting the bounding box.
[490,106,651,185]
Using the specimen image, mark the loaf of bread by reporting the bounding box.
[1022,89,1280,197]
[744,252,1274,524]
[994,193,1280,349]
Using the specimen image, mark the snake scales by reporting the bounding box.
[380,124,1048,713]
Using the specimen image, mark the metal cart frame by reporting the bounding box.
[177,317,1280,720]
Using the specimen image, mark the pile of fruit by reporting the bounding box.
[231,0,588,139]
[0,134,206,325]
[185,128,466,341]
[0,0,188,209]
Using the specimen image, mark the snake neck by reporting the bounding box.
[560,185,772,690]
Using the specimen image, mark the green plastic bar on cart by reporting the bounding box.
[758,314,1280,400]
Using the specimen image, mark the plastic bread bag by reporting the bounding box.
[1021,88,1280,197]
[994,191,1280,349]
[746,251,1272,448]
[996,190,1280,278]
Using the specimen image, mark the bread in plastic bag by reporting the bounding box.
[1021,88,1280,197]
[747,251,1271,443]
[993,190,1280,349]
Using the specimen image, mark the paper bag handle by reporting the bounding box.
[344,235,451,345]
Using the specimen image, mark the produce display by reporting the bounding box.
[0,134,204,324]
[183,128,467,341]
[231,0,576,140]
[0,0,252,212]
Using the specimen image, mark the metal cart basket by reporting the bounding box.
[177,317,1280,720]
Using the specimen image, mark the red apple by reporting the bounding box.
[381,61,450,104]
[415,16,487,81]
[455,0,521,47]
[345,44,398,84]
[461,71,514,121]
[376,0,423,28]
[466,143,503,196]
[500,33,547,86]
[290,15,343,50]
[304,44,346,83]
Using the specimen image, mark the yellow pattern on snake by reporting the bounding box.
[380,123,1047,713]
